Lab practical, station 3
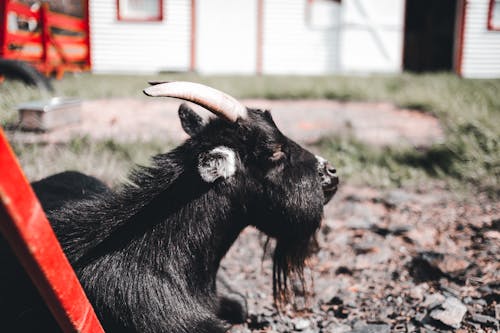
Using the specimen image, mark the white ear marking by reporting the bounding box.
[198,146,237,183]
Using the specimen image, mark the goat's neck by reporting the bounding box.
[61,149,249,289]
[153,181,248,284]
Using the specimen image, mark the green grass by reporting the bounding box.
[10,136,170,187]
[1,73,499,196]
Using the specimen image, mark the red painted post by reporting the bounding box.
[0,128,105,333]
[39,2,50,75]
[0,0,6,58]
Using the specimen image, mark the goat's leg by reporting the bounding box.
[216,271,248,324]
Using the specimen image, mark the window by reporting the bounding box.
[488,0,500,30]
[117,0,163,22]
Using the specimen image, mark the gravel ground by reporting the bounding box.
[222,184,499,333]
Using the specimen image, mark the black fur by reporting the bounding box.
[0,106,338,333]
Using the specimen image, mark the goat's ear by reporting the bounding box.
[198,146,237,183]
[178,103,206,137]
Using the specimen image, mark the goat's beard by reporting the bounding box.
[271,232,317,306]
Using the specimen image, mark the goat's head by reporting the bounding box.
[144,81,338,303]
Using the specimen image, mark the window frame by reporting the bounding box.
[488,0,500,31]
[116,0,163,22]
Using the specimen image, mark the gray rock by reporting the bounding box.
[303,329,318,333]
[429,297,467,329]
[379,189,414,208]
[471,313,498,327]
[324,323,352,333]
[348,323,391,333]
[409,284,427,301]
[345,216,374,230]
[423,293,446,308]
[293,318,311,331]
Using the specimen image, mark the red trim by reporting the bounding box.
[0,0,6,57]
[256,0,264,74]
[190,0,196,71]
[84,0,92,70]
[116,0,164,22]
[0,128,105,333]
[488,0,500,30]
[455,0,467,76]
[40,2,50,75]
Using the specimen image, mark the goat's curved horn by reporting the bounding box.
[143,81,247,122]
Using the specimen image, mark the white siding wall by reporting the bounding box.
[340,0,404,73]
[196,0,257,74]
[263,0,341,74]
[461,0,500,78]
[89,0,191,73]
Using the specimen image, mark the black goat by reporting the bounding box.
[0,82,338,333]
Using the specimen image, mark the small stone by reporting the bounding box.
[348,323,391,333]
[423,293,445,308]
[435,254,470,275]
[484,230,500,240]
[346,216,373,229]
[324,323,352,333]
[406,228,437,248]
[388,224,413,235]
[463,296,473,304]
[292,318,311,331]
[352,321,367,329]
[409,284,427,301]
[381,189,414,208]
[301,329,315,333]
[470,313,498,327]
[422,323,440,332]
[429,297,467,329]
[405,322,417,332]
[474,299,487,307]
[464,320,482,331]
[415,310,426,322]
[410,252,470,282]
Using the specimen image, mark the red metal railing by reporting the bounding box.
[1,0,90,78]
[0,127,104,333]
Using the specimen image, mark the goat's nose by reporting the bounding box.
[326,165,336,177]
[325,163,339,185]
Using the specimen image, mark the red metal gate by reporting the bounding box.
[0,0,90,78]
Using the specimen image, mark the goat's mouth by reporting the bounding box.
[323,185,337,204]
[316,156,339,204]
[322,174,339,204]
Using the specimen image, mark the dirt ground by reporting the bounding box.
[12,99,498,332]
[13,98,444,148]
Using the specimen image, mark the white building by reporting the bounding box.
[88,0,500,78]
